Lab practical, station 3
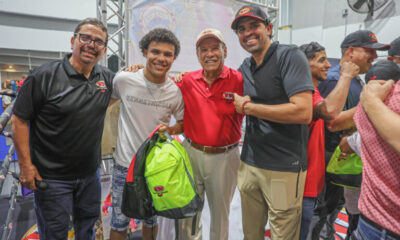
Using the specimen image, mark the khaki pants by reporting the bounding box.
[238,162,306,240]
[177,140,240,240]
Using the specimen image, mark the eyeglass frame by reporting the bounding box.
[74,33,107,50]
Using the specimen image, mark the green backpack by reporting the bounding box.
[144,132,203,218]
[326,145,363,188]
[122,127,202,220]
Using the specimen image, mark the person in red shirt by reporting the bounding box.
[175,28,243,240]
[125,29,243,240]
[299,42,359,240]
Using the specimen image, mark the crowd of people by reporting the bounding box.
[7,3,400,240]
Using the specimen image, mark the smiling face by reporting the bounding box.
[196,37,226,75]
[309,50,331,83]
[349,47,377,74]
[236,17,272,55]
[144,41,176,83]
[70,24,107,66]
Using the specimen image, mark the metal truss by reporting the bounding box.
[96,0,129,68]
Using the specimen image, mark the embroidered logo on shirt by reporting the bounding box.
[222,92,234,101]
[96,80,107,92]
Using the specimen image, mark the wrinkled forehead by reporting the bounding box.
[77,24,107,39]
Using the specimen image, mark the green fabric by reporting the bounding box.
[326,145,363,188]
[144,139,196,212]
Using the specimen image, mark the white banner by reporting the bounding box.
[128,0,253,72]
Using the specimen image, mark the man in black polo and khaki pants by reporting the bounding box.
[232,5,314,240]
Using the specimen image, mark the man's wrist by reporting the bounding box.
[341,73,354,79]
[242,100,251,115]
[362,96,380,113]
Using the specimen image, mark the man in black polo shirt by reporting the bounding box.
[12,18,114,239]
[231,5,314,240]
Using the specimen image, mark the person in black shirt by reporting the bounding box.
[231,5,314,240]
[12,18,114,240]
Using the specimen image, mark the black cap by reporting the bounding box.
[340,30,391,51]
[231,5,269,30]
[388,36,400,56]
[365,60,400,83]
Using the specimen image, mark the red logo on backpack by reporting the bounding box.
[154,185,166,197]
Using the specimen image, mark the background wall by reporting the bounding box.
[0,0,98,52]
[278,0,400,59]
[0,0,117,86]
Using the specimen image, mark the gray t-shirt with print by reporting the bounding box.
[112,69,184,168]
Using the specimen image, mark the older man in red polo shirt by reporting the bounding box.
[176,29,243,240]
[126,28,243,240]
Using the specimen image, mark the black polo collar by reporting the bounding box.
[250,41,279,72]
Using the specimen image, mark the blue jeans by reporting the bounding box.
[352,216,400,240]
[34,170,101,240]
[300,197,316,240]
[111,163,157,231]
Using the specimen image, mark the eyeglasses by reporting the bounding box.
[75,33,106,49]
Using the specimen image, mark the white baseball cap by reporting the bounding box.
[196,28,225,47]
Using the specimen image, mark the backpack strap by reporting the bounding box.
[175,219,179,240]
[191,213,197,236]
[173,217,197,239]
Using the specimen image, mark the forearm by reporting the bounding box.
[244,101,312,124]
[326,107,356,132]
[11,115,33,167]
[363,98,400,153]
[316,75,353,120]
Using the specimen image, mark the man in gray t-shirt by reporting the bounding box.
[109,28,184,240]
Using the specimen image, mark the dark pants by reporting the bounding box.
[346,209,359,240]
[312,179,344,240]
[34,170,101,240]
[300,197,317,240]
[312,151,359,240]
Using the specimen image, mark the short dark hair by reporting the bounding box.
[139,28,181,57]
[365,60,400,83]
[74,18,108,45]
[341,47,349,56]
[299,42,326,60]
[264,19,273,39]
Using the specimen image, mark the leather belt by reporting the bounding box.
[360,214,400,239]
[185,137,238,154]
